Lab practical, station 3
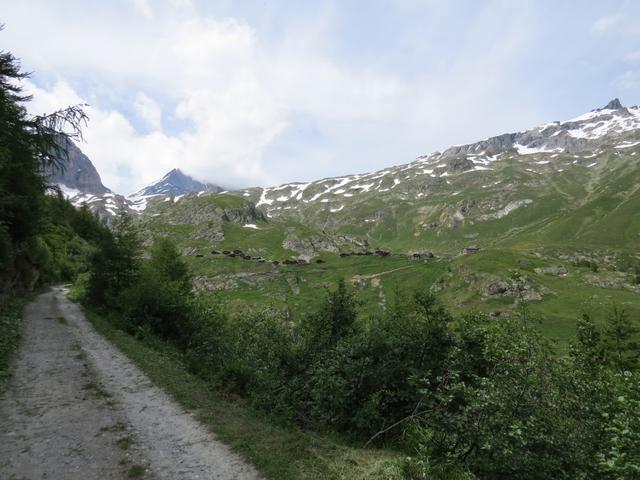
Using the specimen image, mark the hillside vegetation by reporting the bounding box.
[74,216,640,479]
[129,104,640,345]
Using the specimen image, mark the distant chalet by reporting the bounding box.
[460,246,481,255]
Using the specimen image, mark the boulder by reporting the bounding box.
[534,265,568,276]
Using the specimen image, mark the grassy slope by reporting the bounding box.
[190,253,447,320]
[0,294,30,391]
[85,310,406,480]
[437,249,640,346]
[140,151,640,347]
[187,244,639,348]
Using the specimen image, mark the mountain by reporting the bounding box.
[57,98,640,337]
[232,98,639,228]
[128,169,223,211]
[131,168,222,198]
[53,98,640,251]
[171,98,634,255]
[45,139,131,223]
[48,140,225,219]
[46,138,109,196]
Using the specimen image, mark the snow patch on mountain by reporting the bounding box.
[476,200,533,221]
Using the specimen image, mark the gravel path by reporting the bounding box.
[0,288,262,480]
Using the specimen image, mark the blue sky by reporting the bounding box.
[2,0,640,193]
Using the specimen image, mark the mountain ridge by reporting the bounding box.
[52,147,225,219]
[52,98,639,237]
[51,97,640,331]
[231,98,639,216]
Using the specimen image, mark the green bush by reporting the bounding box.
[120,274,193,344]
[222,310,293,406]
[183,296,227,382]
[295,290,453,436]
[594,371,640,479]
[87,212,141,307]
[116,237,194,347]
[400,307,640,480]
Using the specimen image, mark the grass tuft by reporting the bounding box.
[116,435,135,451]
[127,465,146,478]
[0,295,30,392]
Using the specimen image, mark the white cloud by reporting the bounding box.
[5,1,544,194]
[24,79,84,116]
[134,92,162,130]
[625,50,640,63]
[25,78,281,194]
[17,14,287,193]
[592,14,622,33]
[613,71,640,89]
[130,0,153,19]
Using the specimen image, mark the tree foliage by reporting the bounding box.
[0,43,89,298]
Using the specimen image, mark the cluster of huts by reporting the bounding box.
[208,249,312,266]
[201,248,439,266]
[339,249,391,258]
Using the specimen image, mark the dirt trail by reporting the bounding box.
[0,288,261,480]
[349,265,413,286]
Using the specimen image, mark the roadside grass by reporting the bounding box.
[101,421,128,433]
[82,380,113,399]
[85,309,406,480]
[0,294,31,392]
[116,435,135,451]
[127,464,146,478]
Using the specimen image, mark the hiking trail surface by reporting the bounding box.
[0,287,262,480]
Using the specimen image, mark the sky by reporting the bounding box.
[2,0,640,194]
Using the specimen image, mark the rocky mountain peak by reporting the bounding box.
[131,169,223,199]
[165,168,186,178]
[604,98,623,110]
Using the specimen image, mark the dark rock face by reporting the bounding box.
[45,139,109,194]
[440,133,517,160]
[605,98,623,110]
[134,169,223,197]
[445,157,475,172]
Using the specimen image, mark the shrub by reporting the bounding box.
[183,296,227,382]
[120,275,192,345]
[294,290,454,436]
[299,279,358,359]
[119,237,193,346]
[87,212,141,307]
[219,309,293,409]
